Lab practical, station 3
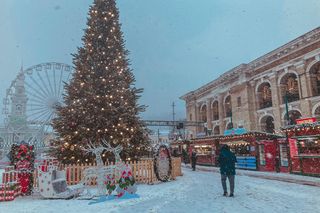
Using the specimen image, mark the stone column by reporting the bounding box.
[248,81,258,131]
[218,95,225,134]
[270,73,282,129]
[305,72,314,98]
[195,102,200,133]
[187,101,197,138]
[296,63,312,117]
[206,99,213,132]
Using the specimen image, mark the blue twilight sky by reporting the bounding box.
[0,0,319,122]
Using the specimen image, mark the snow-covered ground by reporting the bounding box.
[0,168,319,213]
[184,164,320,186]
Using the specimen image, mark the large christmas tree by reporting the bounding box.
[51,0,149,164]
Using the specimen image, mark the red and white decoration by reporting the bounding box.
[0,166,21,202]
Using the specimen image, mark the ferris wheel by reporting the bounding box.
[2,62,73,148]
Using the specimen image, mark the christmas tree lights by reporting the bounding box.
[50,0,149,164]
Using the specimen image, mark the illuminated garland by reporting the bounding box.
[280,122,320,137]
[191,131,282,143]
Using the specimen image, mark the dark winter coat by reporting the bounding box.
[218,147,237,175]
[191,152,197,163]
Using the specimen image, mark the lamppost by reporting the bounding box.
[230,111,234,129]
[284,91,292,173]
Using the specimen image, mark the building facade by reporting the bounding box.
[0,70,46,160]
[181,27,320,138]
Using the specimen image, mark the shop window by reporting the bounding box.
[259,145,266,165]
[297,137,320,155]
[229,142,250,156]
[194,145,212,155]
[279,144,288,167]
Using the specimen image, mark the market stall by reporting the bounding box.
[170,140,189,157]
[170,140,191,164]
[219,139,257,170]
[189,132,283,170]
[189,138,217,166]
[283,120,320,176]
[256,139,289,173]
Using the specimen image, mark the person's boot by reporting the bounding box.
[223,192,228,196]
[229,193,234,197]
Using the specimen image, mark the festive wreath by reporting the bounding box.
[154,144,172,182]
[118,170,135,190]
[9,143,35,195]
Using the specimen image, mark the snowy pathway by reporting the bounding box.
[0,168,319,213]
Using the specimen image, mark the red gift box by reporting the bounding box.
[18,172,31,194]
[0,183,20,202]
[4,166,15,172]
[2,171,18,184]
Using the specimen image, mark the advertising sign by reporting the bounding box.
[296,117,316,125]
[223,128,247,136]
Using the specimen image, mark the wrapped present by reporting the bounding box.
[39,158,59,172]
[39,165,48,172]
[18,172,32,195]
[14,183,21,197]
[0,182,20,202]
[43,159,59,166]
[4,166,15,172]
[2,171,18,184]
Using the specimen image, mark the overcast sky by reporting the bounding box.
[0,0,319,122]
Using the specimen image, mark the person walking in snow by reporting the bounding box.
[218,144,237,197]
[191,151,197,171]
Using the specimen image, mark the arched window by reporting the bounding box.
[280,73,300,104]
[200,105,207,122]
[314,105,320,119]
[212,101,219,121]
[225,96,232,118]
[309,62,320,97]
[213,126,220,135]
[257,83,272,109]
[16,104,22,115]
[0,137,4,149]
[226,122,233,130]
[284,110,302,125]
[260,116,275,133]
